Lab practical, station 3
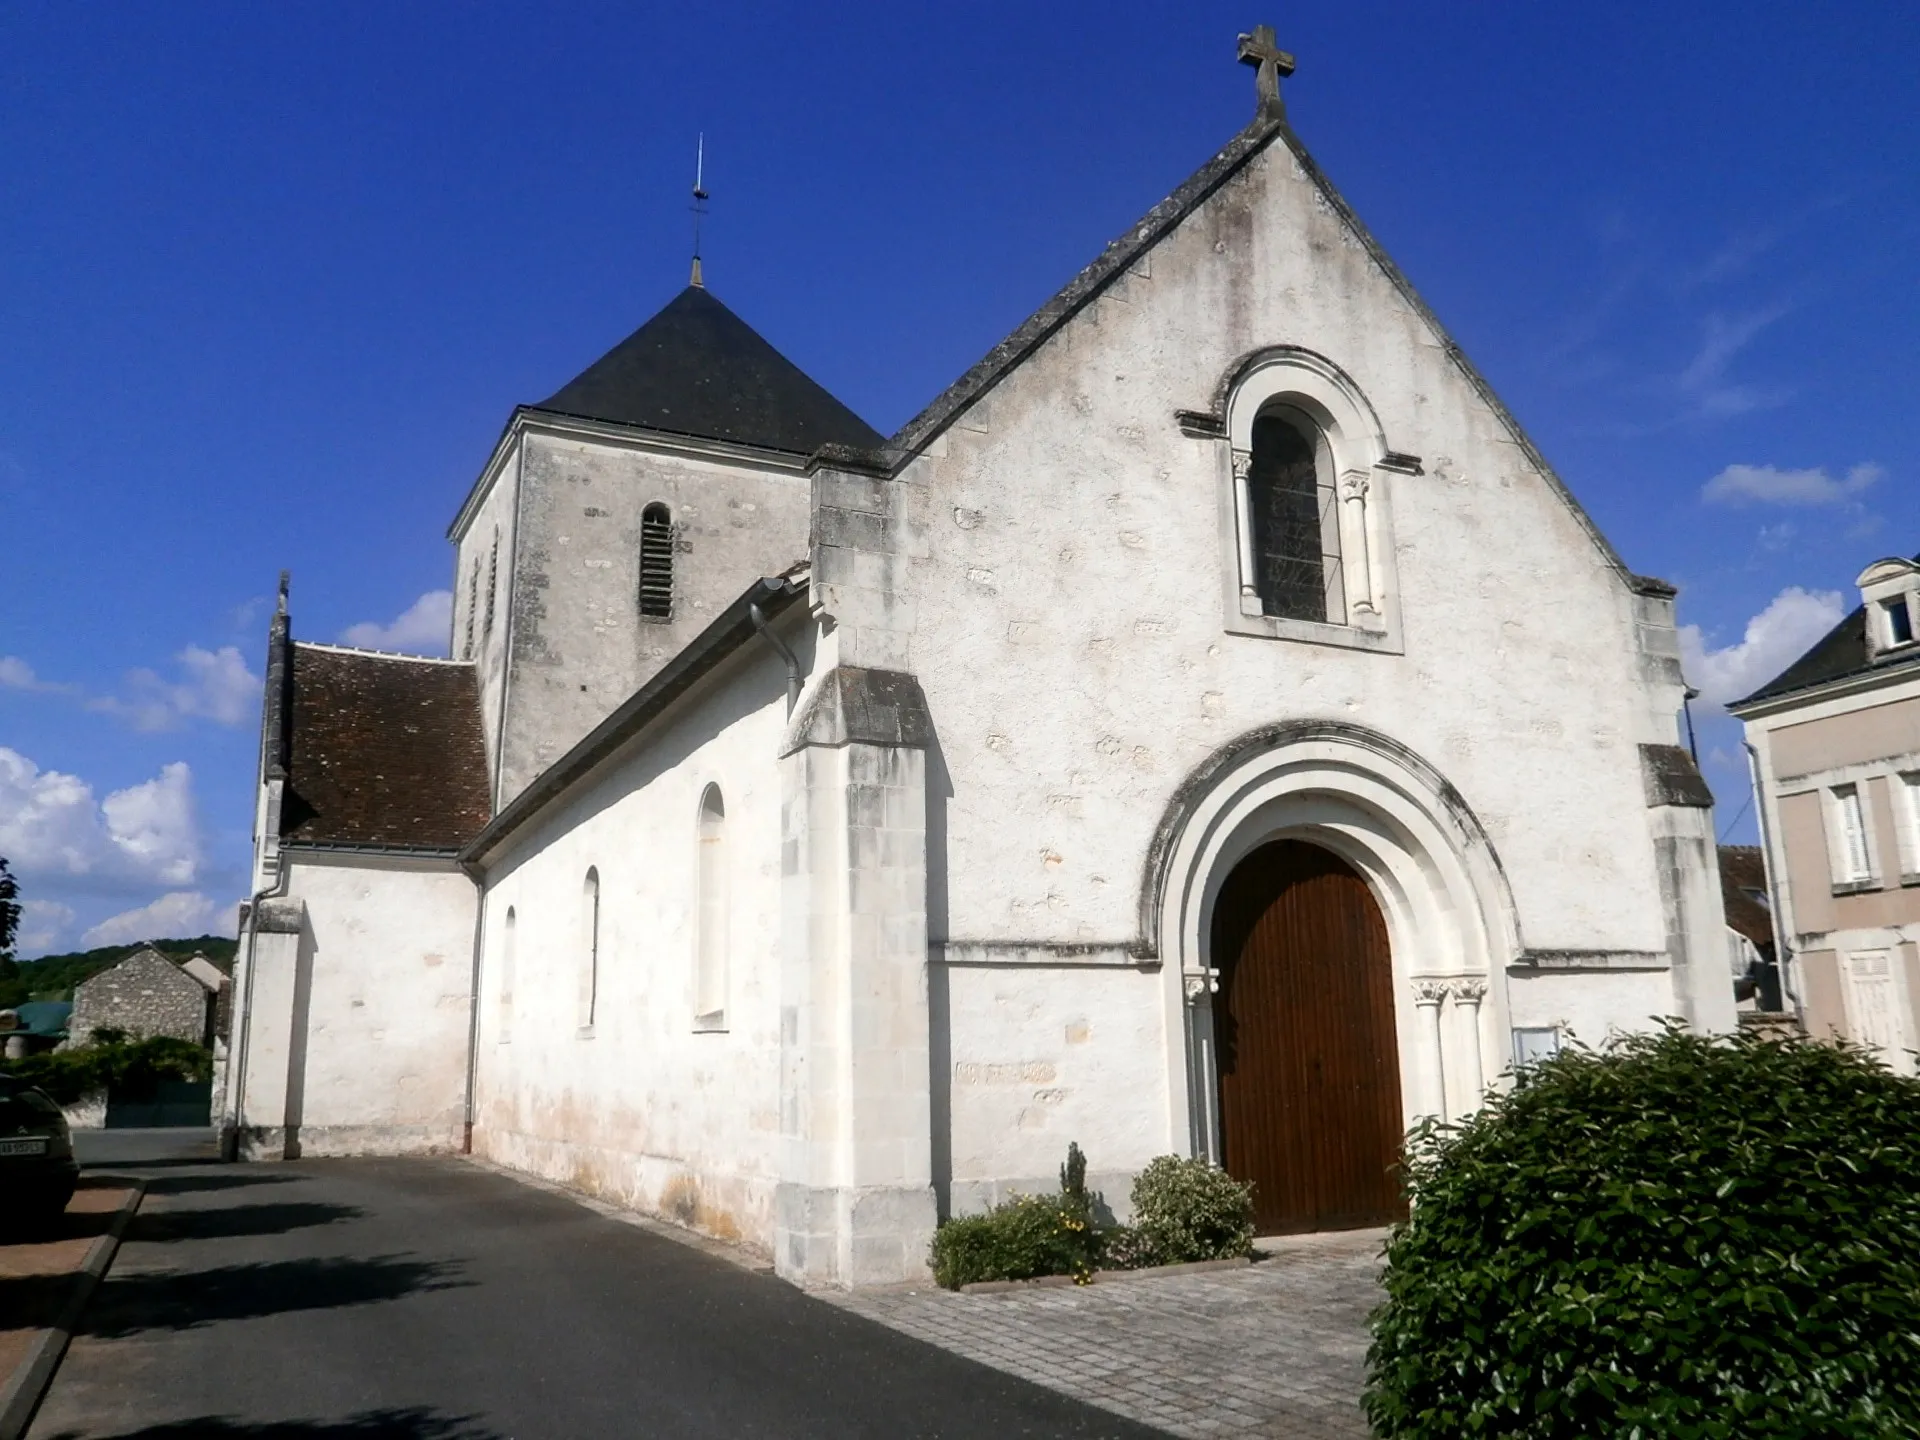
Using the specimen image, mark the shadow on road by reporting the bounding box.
[79,1254,468,1338]
[36,1409,502,1439]
[133,1201,364,1243]
[143,1172,302,1197]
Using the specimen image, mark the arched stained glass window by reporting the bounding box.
[1248,410,1345,624]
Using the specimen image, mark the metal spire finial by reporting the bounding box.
[690,133,710,288]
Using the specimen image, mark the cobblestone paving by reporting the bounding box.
[825,1230,1385,1439]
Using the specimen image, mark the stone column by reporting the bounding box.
[1184,971,1221,1163]
[776,666,939,1288]
[1231,449,1261,615]
[1412,980,1450,1124]
[1450,978,1488,1113]
[1340,471,1377,616]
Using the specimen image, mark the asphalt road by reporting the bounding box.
[31,1134,1165,1440]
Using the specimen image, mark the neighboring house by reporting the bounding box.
[1719,844,1782,1013]
[224,31,1736,1288]
[70,946,221,1049]
[0,1000,71,1060]
[1731,554,1920,1072]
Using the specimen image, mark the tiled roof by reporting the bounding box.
[1732,605,1872,708]
[281,645,490,850]
[1718,845,1774,959]
[532,286,883,456]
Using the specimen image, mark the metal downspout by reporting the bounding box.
[1745,740,1803,1025]
[460,859,486,1154]
[749,591,802,715]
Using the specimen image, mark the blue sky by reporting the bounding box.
[2,2,1915,955]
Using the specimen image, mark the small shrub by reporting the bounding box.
[931,1191,1102,1289]
[4,1034,211,1107]
[1366,1024,1920,1437]
[1126,1155,1255,1266]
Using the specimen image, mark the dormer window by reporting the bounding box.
[1884,597,1914,648]
[1856,556,1920,658]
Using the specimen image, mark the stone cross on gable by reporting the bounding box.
[1237,24,1295,122]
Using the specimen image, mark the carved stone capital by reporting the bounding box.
[1451,978,1489,1005]
[1412,979,1450,1007]
[1230,449,1252,482]
[1339,470,1370,502]
[1183,968,1219,1001]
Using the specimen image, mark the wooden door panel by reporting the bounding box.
[1213,841,1405,1234]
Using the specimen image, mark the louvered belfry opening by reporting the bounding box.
[1211,839,1406,1235]
[1248,410,1344,624]
[638,503,673,620]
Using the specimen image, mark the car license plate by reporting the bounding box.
[0,1138,48,1157]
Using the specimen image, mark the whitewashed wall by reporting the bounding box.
[234,855,476,1158]
[472,632,802,1252]
[815,128,1725,1201]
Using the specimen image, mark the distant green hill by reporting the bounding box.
[0,935,237,1010]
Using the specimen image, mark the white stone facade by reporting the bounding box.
[224,102,1735,1289]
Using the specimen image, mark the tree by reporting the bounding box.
[0,855,20,965]
[0,858,21,1008]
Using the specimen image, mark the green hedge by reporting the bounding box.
[929,1144,1255,1288]
[1366,1024,1920,1438]
[3,1031,212,1106]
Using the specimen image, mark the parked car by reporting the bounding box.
[0,1073,79,1225]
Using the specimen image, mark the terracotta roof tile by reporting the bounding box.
[282,645,490,850]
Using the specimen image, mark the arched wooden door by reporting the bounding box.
[1211,839,1406,1234]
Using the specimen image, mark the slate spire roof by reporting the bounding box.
[531,286,883,456]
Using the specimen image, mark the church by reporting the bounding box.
[219,30,1735,1288]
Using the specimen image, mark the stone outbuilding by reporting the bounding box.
[70,946,222,1048]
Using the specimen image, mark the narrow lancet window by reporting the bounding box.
[463,560,479,657]
[1248,411,1345,624]
[499,906,516,1043]
[639,503,673,620]
[483,529,499,639]
[695,785,727,1025]
[580,868,601,1031]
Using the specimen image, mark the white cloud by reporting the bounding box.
[1680,586,1848,709]
[90,648,261,733]
[340,590,453,656]
[89,645,261,732]
[15,900,75,956]
[1674,304,1793,421]
[0,749,203,889]
[80,891,220,948]
[0,656,75,694]
[1702,462,1883,507]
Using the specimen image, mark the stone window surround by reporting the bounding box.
[1216,350,1405,655]
[1898,770,1920,885]
[1825,782,1878,893]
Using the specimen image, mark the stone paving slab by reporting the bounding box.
[824,1229,1386,1439]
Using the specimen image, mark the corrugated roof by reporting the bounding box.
[531,286,884,456]
[281,645,491,851]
